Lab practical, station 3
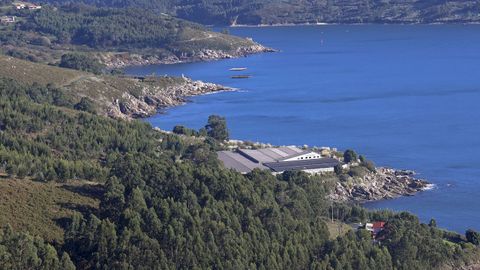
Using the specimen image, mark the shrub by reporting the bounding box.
[59,53,104,74]
[74,97,96,113]
[466,229,479,245]
[348,166,369,178]
[205,115,229,141]
[343,149,358,163]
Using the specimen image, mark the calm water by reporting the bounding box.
[126,25,480,233]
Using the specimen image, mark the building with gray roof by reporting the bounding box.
[217,146,340,174]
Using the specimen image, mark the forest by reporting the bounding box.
[0,77,479,269]
[19,5,202,49]
[37,0,480,25]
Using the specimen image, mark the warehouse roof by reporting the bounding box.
[237,146,308,163]
[263,158,340,172]
[217,151,267,173]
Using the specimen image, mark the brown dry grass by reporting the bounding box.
[0,55,186,113]
[0,176,101,243]
[0,54,82,86]
[325,219,352,239]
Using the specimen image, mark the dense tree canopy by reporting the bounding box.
[37,0,480,25]
[343,149,358,163]
[0,77,478,269]
[19,5,203,50]
[466,229,480,246]
[0,225,75,270]
[59,53,104,74]
[205,114,229,141]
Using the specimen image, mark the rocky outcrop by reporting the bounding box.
[330,167,431,202]
[106,77,230,119]
[98,44,275,69]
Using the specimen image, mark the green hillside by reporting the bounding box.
[37,0,480,25]
[0,177,100,242]
[0,55,226,119]
[0,3,269,67]
[0,74,479,269]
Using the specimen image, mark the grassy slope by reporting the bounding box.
[325,219,352,240]
[0,55,82,86]
[0,176,100,242]
[0,55,189,115]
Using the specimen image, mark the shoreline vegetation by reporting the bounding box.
[0,4,275,70]
[1,2,480,268]
[35,0,480,26]
[230,22,480,27]
[216,141,431,203]
[0,74,478,268]
[0,53,431,204]
[98,44,275,69]
[0,55,233,119]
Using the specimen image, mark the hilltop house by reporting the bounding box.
[0,16,15,24]
[12,2,41,10]
[217,146,340,174]
[27,3,41,9]
[12,2,26,9]
[365,221,386,239]
[372,222,385,235]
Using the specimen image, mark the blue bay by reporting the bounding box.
[126,25,480,233]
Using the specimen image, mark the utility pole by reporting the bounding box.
[331,202,334,223]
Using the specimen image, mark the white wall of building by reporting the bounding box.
[283,152,322,161]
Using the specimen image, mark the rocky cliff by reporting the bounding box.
[106,77,230,119]
[330,167,430,202]
[98,43,274,69]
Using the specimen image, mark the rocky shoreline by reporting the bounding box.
[101,42,274,119]
[330,167,431,202]
[107,77,231,119]
[104,41,432,205]
[98,43,275,69]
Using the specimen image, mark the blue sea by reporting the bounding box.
[126,25,480,233]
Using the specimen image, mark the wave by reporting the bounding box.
[422,184,437,191]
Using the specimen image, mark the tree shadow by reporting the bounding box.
[54,202,99,230]
[55,217,72,231]
[60,183,105,200]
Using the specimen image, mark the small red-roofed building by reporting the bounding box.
[372,222,385,233]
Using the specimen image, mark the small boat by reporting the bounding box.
[229,67,247,71]
[231,75,251,79]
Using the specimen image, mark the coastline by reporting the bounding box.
[99,44,276,69]
[231,22,331,27]
[229,22,480,28]
[216,140,431,204]
[116,29,433,205]
[107,76,234,119]
[102,41,274,119]
[330,167,430,203]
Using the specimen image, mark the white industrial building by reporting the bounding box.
[217,146,340,174]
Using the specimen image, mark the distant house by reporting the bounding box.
[372,221,385,235]
[12,2,41,10]
[27,3,41,10]
[365,222,374,232]
[0,16,16,24]
[217,146,340,174]
[364,221,386,239]
[12,2,26,9]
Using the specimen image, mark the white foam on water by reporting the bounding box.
[422,184,437,191]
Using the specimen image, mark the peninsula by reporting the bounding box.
[0,3,273,69]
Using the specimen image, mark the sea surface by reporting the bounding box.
[126,25,480,233]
